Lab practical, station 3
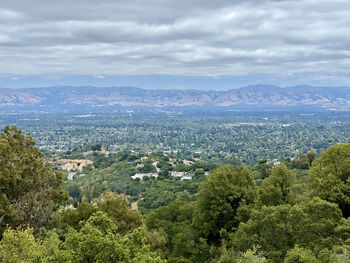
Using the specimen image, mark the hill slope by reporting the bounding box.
[1,85,350,109]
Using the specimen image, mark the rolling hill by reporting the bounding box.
[1,84,350,109]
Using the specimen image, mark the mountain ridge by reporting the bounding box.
[1,84,350,109]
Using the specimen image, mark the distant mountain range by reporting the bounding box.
[1,85,350,109]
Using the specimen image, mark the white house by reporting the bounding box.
[171,171,185,177]
[131,173,158,180]
[181,174,195,180]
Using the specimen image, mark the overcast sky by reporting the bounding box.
[1,0,350,89]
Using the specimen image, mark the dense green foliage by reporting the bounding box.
[258,164,295,206]
[309,144,350,217]
[144,143,350,262]
[193,166,257,245]
[0,126,67,237]
[61,190,142,235]
[3,124,350,262]
[0,213,165,263]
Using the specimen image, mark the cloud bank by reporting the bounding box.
[1,0,350,82]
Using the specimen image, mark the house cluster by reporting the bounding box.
[130,171,195,181]
[131,173,159,180]
[171,171,195,180]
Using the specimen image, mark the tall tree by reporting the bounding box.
[0,125,68,236]
[230,197,342,262]
[94,190,142,235]
[309,143,350,217]
[193,166,257,245]
[259,164,295,206]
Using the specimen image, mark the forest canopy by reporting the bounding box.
[1,125,350,262]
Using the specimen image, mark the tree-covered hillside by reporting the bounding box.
[2,126,350,262]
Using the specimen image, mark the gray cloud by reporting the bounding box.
[0,0,350,81]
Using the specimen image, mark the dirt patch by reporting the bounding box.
[59,159,93,171]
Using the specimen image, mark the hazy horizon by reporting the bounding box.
[3,82,350,91]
